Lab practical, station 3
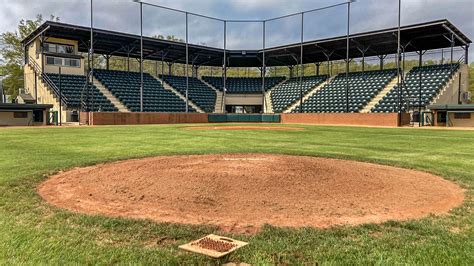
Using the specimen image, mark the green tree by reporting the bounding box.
[0,15,59,98]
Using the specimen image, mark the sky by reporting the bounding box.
[0,0,473,62]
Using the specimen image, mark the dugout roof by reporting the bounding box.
[23,19,470,67]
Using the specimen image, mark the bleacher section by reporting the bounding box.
[94,70,194,112]
[160,75,216,113]
[270,75,327,113]
[372,64,460,113]
[45,73,117,112]
[202,76,286,94]
[296,69,397,113]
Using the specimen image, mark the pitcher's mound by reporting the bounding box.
[38,154,464,233]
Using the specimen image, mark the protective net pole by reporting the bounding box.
[396,0,402,124]
[139,1,144,112]
[299,12,304,113]
[223,21,227,113]
[262,21,266,113]
[90,0,94,113]
[185,12,189,113]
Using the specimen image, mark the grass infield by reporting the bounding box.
[0,124,473,264]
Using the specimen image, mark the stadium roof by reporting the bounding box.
[23,19,470,68]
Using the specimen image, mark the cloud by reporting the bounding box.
[0,0,472,61]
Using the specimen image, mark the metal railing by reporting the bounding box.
[28,56,69,106]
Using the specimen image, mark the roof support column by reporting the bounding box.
[378,54,387,71]
[396,0,402,125]
[464,45,469,64]
[417,50,426,126]
[90,0,95,113]
[139,0,144,112]
[450,33,454,64]
[299,12,304,114]
[345,0,352,113]
[315,63,320,76]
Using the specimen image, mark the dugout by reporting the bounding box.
[425,104,474,127]
[0,103,53,126]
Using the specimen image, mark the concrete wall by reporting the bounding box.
[0,111,32,126]
[225,94,263,105]
[281,113,410,127]
[447,112,474,127]
[82,112,209,125]
[433,64,470,105]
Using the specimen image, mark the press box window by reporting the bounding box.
[454,113,471,119]
[45,56,80,68]
[44,43,74,54]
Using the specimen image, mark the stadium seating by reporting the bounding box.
[296,69,397,113]
[372,64,460,113]
[45,73,117,112]
[160,75,216,113]
[270,75,328,113]
[94,70,194,112]
[202,76,286,94]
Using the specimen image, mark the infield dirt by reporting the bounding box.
[39,154,464,234]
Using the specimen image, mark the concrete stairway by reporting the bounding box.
[92,77,130,112]
[214,91,224,113]
[156,77,205,113]
[265,79,287,113]
[360,75,400,113]
[284,77,334,113]
[198,77,223,113]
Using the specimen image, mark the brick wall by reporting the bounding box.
[281,113,410,127]
[81,112,208,125]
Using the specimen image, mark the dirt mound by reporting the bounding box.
[38,154,464,234]
[183,126,305,131]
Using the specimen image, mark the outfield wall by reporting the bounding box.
[281,113,410,127]
[81,112,208,125]
[81,112,410,127]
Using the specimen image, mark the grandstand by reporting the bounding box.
[94,70,194,112]
[202,76,286,94]
[270,75,327,113]
[372,64,460,113]
[20,19,471,126]
[46,73,117,112]
[295,69,398,113]
[160,75,216,113]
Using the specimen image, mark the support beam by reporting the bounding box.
[345,1,351,113]
[378,54,387,70]
[465,45,469,64]
[167,63,173,75]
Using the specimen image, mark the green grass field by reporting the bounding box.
[0,124,473,264]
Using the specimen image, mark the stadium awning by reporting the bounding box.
[22,19,470,68]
